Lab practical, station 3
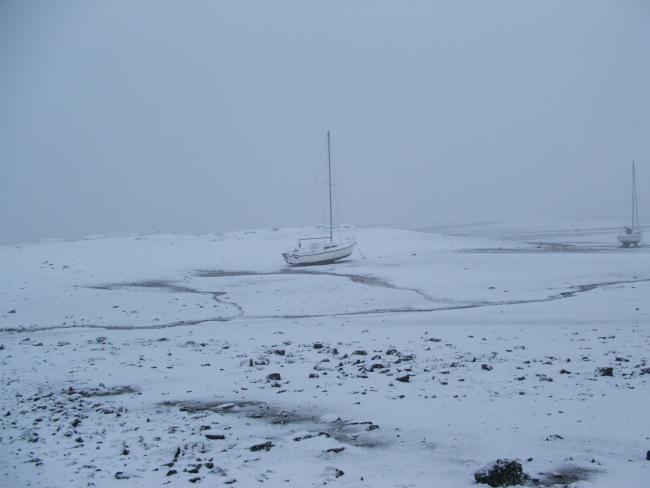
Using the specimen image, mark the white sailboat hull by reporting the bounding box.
[617,232,642,247]
[283,240,356,266]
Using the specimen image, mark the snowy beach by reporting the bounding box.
[1,222,648,487]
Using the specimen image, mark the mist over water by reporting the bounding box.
[1,0,649,244]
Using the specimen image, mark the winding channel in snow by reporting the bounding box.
[2,269,649,332]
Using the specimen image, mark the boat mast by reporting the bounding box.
[327,131,333,242]
[632,160,638,228]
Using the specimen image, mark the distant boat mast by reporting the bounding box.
[327,131,333,242]
[632,160,639,228]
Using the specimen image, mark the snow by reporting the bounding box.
[0,223,648,487]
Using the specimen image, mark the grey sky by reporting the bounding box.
[1,0,649,244]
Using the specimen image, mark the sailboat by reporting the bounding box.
[282,132,356,265]
[617,161,643,247]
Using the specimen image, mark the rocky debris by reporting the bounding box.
[249,441,274,452]
[545,434,564,441]
[324,466,345,478]
[313,342,323,349]
[481,363,493,371]
[66,384,138,397]
[252,356,269,366]
[559,369,571,374]
[474,459,524,487]
[308,373,319,378]
[535,465,599,486]
[205,434,225,440]
[396,375,410,383]
[326,447,345,453]
[114,471,129,479]
[166,469,177,476]
[266,372,281,381]
[597,367,614,377]
[646,451,650,461]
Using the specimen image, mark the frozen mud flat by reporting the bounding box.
[0,224,649,487]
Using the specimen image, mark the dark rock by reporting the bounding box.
[274,349,285,356]
[481,364,493,371]
[121,446,129,455]
[8,309,16,313]
[205,434,225,440]
[313,342,323,349]
[646,451,650,461]
[396,375,410,383]
[597,367,613,377]
[545,434,564,441]
[166,470,177,476]
[267,373,281,381]
[335,468,344,478]
[250,441,274,452]
[559,369,571,374]
[189,477,201,483]
[474,459,524,487]
[327,447,345,453]
[353,350,368,356]
[308,373,319,378]
[114,472,129,480]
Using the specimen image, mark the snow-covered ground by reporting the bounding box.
[1,222,648,487]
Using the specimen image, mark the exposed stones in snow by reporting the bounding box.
[205,433,225,440]
[474,459,524,487]
[534,465,600,486]
[249,440,274,452]
[545,434,564,441]
[2,308,648,486]
[597,367,614,377]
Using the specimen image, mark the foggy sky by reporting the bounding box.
[1,0,650,244]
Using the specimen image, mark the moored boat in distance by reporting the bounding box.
[617,161,642,248]
[283,236,356,265]
[283,132,356,265]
